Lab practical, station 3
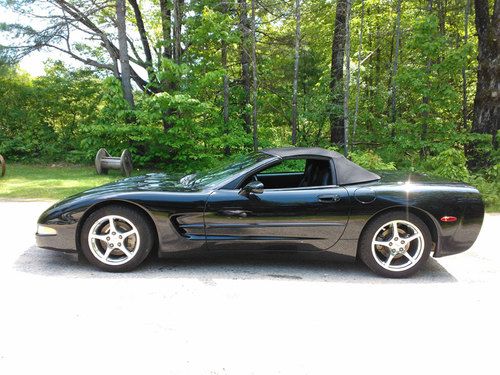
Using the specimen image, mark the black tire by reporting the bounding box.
[80,205,154,272]
[358,211,432,278]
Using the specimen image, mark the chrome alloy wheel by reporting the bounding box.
[87,215,141,265]
[371,220,425,272]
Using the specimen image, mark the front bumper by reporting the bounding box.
[36,225,78,253]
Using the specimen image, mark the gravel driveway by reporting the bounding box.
[0,200,499,374]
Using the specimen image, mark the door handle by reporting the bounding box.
[220,209,248,218]
[317,194,340,203]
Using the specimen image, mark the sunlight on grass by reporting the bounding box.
[0,164,153,200]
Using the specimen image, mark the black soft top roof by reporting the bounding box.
[261,147,381,185]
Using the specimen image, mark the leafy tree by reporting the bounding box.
[0,0,497,188]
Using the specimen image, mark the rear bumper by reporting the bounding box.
[433,192,484,257]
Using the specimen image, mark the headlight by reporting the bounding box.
[37,225,57,236]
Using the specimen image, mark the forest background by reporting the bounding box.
[0,0,498,207]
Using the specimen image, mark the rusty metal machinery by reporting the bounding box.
[95,148,133,177]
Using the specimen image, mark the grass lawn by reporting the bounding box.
[0,163,154,200]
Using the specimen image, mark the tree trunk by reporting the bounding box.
[420,0,433,160]
[239,0,252,134]
[330,0,348,145]
[128,0,152,65]
[467,0,499,170]
[343,0,352,156]
[159,0,172,59]
[437,0,447,35]
[116,0,135,108]
[352,0,365,143]
[389,0,402,124]
[461,0,471,131]
[291,0,301,145]
[222,1,230,156]
[373,16,381,117]
[173,0,184,64]
[161,0,183,133]
[251,0,258,151]
[128,0,156,88]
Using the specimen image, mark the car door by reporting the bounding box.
[204,186,350,251]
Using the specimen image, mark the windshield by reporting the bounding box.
[188,153,273,188]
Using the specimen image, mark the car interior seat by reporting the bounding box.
[299,159,332,187]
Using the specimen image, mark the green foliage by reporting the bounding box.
[261,158,306,174]
[423,148,470,181]
[466,133,498,171]
[0,62,102,162]
[420,149,499,210]
[467,168,500,212]
[79,123,164,165]
[77,76,250,172]
[349,150,396,171]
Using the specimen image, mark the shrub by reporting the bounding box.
[423,148,469,181]
[467,171,500,211]
[348,150,396,171]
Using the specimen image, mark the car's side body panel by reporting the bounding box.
[204,186,350,251]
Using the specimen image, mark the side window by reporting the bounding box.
[259,158,306,174]
[243,158,332,189]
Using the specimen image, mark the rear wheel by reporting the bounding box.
[359,211,432,278]
[80,205,154,272]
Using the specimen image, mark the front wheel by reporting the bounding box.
[80,205,154,272]
[358,212,432,278]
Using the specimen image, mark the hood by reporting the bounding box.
[39,173,202,223]
[81,173,201,195]
[42,173,202,217]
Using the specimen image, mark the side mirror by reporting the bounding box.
[239,180,264,196]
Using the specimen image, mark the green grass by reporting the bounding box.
[0,163,154,200]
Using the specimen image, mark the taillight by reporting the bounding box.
[440,216,458,223]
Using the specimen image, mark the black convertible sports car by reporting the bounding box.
[36,147,484,277]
